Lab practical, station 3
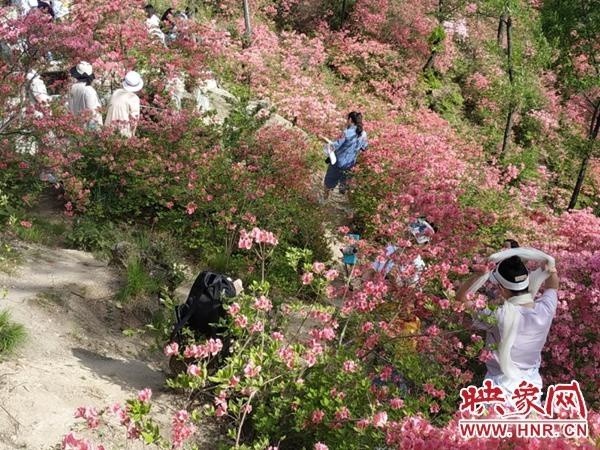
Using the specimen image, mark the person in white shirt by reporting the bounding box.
[105,71,143,138]
[26,68,49,106]
[457,251,559,396]
[68,61,102,130]
[144,4,165,44]
[13,0,37,16]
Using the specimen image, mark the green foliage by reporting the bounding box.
[459,184,515,246]
[66,218,116,254]
[0,309,26,355]
[116,257,161,304]
[540,0,600,90]
[0,241,21,274]
[0,158,43,226]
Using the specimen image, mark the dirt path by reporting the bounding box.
[0,243,193,449]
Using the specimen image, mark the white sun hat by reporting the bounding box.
[70,61,93,79]
[76,61,93,76]
[122,71,144,92]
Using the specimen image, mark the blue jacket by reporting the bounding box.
[331,125,368,169]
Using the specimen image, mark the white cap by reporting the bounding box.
[122,71,144,92]
[76,61,93,76]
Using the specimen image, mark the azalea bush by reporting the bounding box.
[65,234,600,448]
[2,0,600,448]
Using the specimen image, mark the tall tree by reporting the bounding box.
[540,0,600,209]
[243,0,252,45]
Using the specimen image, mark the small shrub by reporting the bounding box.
[66,218,116,254]
[116,257,161,304]
[0,310,26,355]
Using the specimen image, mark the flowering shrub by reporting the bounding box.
[3,0,600,448]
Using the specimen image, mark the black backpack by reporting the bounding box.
[170,271,237,343]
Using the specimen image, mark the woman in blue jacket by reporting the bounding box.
[323,111,368,201]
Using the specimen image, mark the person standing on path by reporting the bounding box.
[68,61,102,130]
[322,111,368,202]
[105,71,143,138]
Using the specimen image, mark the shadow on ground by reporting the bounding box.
[72,347,166,392]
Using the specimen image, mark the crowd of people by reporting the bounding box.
[1,2,203,141]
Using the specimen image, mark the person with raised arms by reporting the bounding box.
[457,247,559,396]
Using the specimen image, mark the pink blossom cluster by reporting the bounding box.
[171,410,196,448]
[183,338,223,359]
[238,227,279,249]
[74,406,100,429]
[62,433,105,450]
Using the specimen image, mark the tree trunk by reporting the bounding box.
[506,15,513,83]
[423,51,437,72]
[423,0,444,72]
[497,12,507,47]
[499,105,515,158]
[243,0,252,45]
[568,103,600,209]
[339,0,347,28]
[568,152,592,210]
[499,14,515,158]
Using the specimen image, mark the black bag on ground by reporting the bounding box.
[170,271,237,343]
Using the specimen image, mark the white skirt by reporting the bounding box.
[485,367,542,398]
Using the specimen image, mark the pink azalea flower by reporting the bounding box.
[479,349,494,362]
[61,432,104,450]
[254,295,273,311]
[311,409,325,424]
[474,297,487,309]
[324,269,338,281]
[19,220,33,228]
[356,418,370,430]
[250,321,264,334]
[390,397,404,409]
[373,411,388,428]
[312,262,326,273]
[137,388,152,403]
[271,331,284,341]
[206,338,223,356]
[187,364,201,376]
[185,201,197,215]
[314,443,328,450]
[334,406,350,421]
[234,314,248,328]
[342,360,358,373]
[163,342,179,356]
[244,362,261,378]
[301,272,314,285]
[171,409,196,448]
[74,406,100,429]
[228,302,241,316]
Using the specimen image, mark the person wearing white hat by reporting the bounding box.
[26,69,50,105]
[13,0,38,16]
[68,61,102,130]
[105,71,143,138]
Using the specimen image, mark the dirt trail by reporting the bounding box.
[0,243,189,449]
